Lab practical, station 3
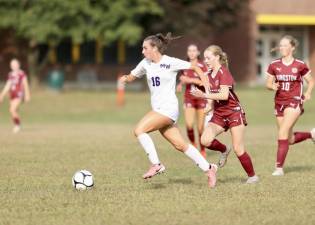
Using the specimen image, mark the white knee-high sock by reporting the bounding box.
[137,133,160,165]
[184,144,210,172]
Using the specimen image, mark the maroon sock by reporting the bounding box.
[13,117,20,126]
[186,128,195,144]
[237,152,255,177]
[276,139,289,168]
[207,139,227,153]
[292,132,311,144]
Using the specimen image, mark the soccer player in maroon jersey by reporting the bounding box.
[0,58,31,133]
[266,35,315,176]
[177,44,208,157]
[191,45,259,184]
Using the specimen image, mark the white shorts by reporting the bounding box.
[153,105,179,123]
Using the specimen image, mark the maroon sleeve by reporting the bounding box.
[267,63,275,76]
[300,63,310,76]
[219,68,234,87]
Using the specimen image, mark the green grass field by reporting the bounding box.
[0,88,315,225]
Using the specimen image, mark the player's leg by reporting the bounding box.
[200,122,231,167]
[196,108,206,157]
[159,124,217,188]
[134,111,173,179]
[9,98,22,133]
[230,125,258,183]
[184,106,196,146]
[273,107,301,175]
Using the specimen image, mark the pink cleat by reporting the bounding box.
[206,164,218,188]
[142,164,166,179]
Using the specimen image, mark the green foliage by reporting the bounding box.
[145,0,249,35]
[0,0,163,45]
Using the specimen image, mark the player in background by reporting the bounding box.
[119,33,218,188]
[176,44,208,157]
[266,35,315,176]
[191,45,259,184]
[0,58,31,133]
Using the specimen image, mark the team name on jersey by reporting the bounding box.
[160,64,170,69]
[276,74,297,81]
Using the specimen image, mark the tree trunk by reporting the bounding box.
[27,43,40,89]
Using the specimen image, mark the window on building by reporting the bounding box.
[56,39,72,64]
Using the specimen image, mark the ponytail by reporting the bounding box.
[144,32,181,54]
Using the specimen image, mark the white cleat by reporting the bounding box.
[246,175,259,184]
[13,125,21,134]
[272,167,284,176]
[218,146,232,168]
[310,128,315,143]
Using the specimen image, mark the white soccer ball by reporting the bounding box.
[72,170,94,191]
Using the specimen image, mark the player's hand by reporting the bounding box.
[25,96,31,103]
[179,76,190,84]
[119,75,128,84]
[204,104,213,114]
[176,84,182,92]
[190,87,206,99]
[272,82,280,91]
[303,92,311,102]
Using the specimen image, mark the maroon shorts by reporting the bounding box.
[184,97,207,109]
[274,100,304,117]
[210,110,247,131]
[10,91,24,100]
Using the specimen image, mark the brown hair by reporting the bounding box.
[144,32,181,54]
[205,45,228,67]
[187,44,201,61]
[270,35,299,53]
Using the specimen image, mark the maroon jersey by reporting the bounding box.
[8,70,26,99]
[181,61,207,100]
[207,66,243,115]
[267,58,310,104]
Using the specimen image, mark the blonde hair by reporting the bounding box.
[270,35,299,53]
[205,45,228,67]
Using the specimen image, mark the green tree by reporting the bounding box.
[142,0,249,36]
[0,0,163,86]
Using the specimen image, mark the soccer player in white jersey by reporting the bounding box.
[119,33,218,188]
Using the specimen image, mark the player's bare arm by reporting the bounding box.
[190,85,229,101]
[266,74,279,91]
[0,80,11,102]
[119,74,137,83]
[179,75,202,86]
[23,76,31,102]
[191,65,210,93]
[303,73,314,101]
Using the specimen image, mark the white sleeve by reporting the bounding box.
[131,59,146,78]
[171,57,191,71]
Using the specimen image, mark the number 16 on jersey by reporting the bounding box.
[151,76,160,87]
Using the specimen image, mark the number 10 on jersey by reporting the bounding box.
[151,77,160,87]
[281,82,290,91]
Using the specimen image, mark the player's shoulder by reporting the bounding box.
[270,58,281,65]
[219,66,231,75]
[294,58,306,65]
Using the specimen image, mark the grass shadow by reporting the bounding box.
[285,165,315,174]
[218,176,243,184]
[168,178,193,185]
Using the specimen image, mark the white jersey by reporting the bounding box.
[131,55,191,121]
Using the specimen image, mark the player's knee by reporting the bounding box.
[233,145,244,156]
[200,134,214,147]
[133,126,143,137]
[9,107,16,115]
[278,127,289,139]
